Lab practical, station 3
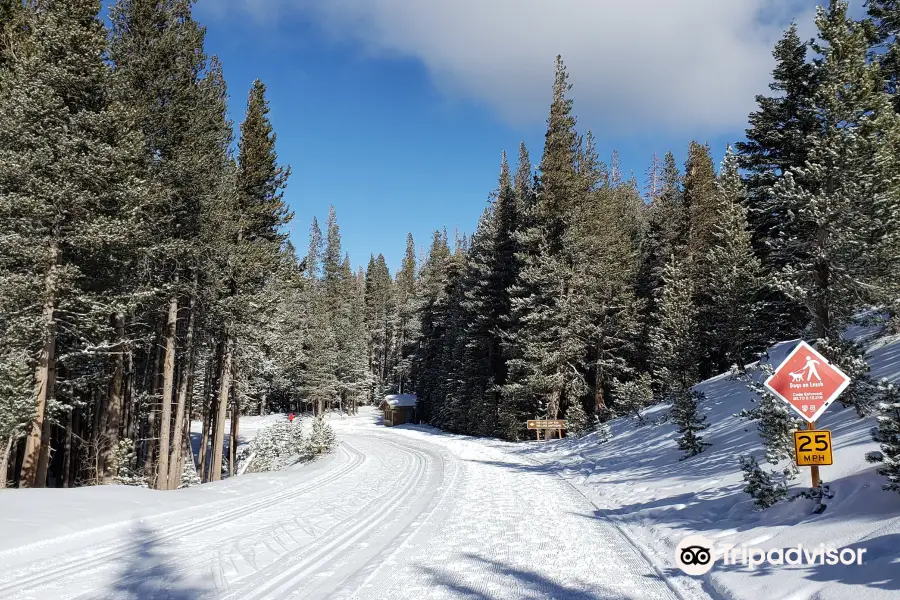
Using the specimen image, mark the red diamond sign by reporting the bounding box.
[764,341,851,423]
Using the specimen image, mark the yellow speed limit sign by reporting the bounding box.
[794,429,833,466]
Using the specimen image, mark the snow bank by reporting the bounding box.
[517,334,900,600]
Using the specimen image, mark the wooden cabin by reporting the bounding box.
[380,394,418,426]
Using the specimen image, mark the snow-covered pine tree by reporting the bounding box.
[671,387,711,458]
[735,24,817,344]
[649,254,698,398]
[816,337,878,417]
[874,379,900,493]
[567,132,644,424]
[737,364,801,480]
[411,230,452,426]
[308,417,337,456]
[503,56,587,430]
[705,146,766,371]
[611,374,654,425]
[564,401,589,438]
[392,233,420,393]
[593,415,613,444]
[739,455,787,509]
[769,2,900,342]
[455,152,521,437]
[1,0,146,488]
[499,143,542,440]
[300,217,340,415]
[364,253,395,403]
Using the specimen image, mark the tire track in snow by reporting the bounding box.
[217,435,442,600]
[0,443,366,600]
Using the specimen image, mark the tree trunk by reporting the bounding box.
[168,292,195,490]
[143,327,165,478]
[62,409,73,487]
[156,294,179,489]
[0,434,13,489]
[21,242,58,488]
[198,347,217,482]
[229,384,239,478]
[100,312,125,482]
[123,349,135,440]
[210,335,233,482]
[260,393,267,417]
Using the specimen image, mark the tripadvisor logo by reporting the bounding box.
[675,534,868,576]
[675,535,716,576]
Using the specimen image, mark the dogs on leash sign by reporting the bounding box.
[763,341,850,423]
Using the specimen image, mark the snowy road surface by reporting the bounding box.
[0,411,709,600]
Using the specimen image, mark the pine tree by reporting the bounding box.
[235,79,292,245]
[636,152,687,371]
[364,253,395,402]
[564,401,589,438]
[769,2,900,341]
[740,455,787,509]
[874,379,900,493]
[454,152,521,436]
[738,364,802,480]
[392,233,419,393]
[1,0,145,487]
[735,23,818,343]
[705,146,766,371]
[301,216,339,415]
[503,56,583,429]
[816,337,878,417]
[672,387,710,458]
[649,255,697,397]
[611,374,653,425]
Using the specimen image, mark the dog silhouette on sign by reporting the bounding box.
[790,371,804,382]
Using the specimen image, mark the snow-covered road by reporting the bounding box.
[0,411,709,600]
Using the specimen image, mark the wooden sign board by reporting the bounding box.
[794,429,833,466]
[527,419,566,430]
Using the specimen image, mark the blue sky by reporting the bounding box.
[148,1,861,273]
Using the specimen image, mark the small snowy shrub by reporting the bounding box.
[564,402,589,438]
[672,386,710,458]
[242,420,308,473]
[737,365,801,480]
[179,458,201,488]
[874,379,900,493]
[112,439,148,487]
[308,417,336,455]
[740,455,786,509]
[592,415,612,444]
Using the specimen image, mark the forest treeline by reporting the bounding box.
[2,0,900,491]
[0,0,379,490]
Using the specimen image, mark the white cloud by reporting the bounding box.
[203,0,819,134]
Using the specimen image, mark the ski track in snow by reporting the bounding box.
[0,410,700,600]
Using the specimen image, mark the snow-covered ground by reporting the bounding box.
[0,408,701,600]
[514,333,900,600]
[2,332,898,599]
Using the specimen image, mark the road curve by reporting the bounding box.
[0,412,703,600]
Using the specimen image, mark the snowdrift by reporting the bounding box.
[518,329,900,600]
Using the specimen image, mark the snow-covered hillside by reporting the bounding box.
[516,332,900,600]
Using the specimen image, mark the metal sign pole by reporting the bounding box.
[808,420,820,488]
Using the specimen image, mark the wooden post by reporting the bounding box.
[536,428,541,441]
[807,421,820,488]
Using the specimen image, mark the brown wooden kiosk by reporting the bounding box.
[380,394,418,426]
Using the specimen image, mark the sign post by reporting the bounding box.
[764,341,849,489]
[527,419,566,441]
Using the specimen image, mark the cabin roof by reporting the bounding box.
[383,394,417,408]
